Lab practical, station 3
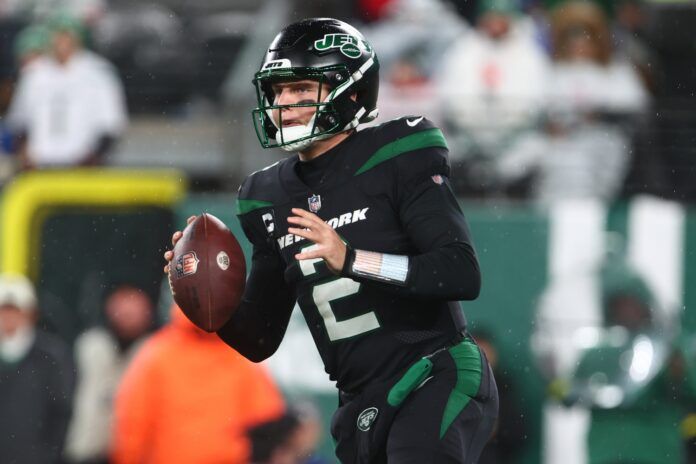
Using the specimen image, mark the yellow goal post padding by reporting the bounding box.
[1,169,187,276]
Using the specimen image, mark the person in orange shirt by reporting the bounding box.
[110,304,285,464]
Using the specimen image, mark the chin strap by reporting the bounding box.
[276,123,335,152]
[276,123,316,152]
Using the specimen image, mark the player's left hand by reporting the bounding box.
[288,208,346,274]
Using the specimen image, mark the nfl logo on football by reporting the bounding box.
[176,252,199,278]
[308,194,322,213]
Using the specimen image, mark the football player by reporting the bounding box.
[165,18,498,464]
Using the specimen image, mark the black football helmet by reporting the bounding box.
[252,18,380,151]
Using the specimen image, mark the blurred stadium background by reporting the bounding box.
[1,0,696,463]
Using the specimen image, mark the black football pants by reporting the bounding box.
[384,341,499,463]
[332,337,499,464]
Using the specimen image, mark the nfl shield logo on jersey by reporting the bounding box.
[308,194,322,213]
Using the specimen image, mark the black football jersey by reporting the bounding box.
[227,116,479,393]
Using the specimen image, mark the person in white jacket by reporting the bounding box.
[435,0,551,194]
[6,14,126,170]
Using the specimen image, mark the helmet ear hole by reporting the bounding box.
[331,70,348,86]
[315,104,340,132]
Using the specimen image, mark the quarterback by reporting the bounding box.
[166,18,498,463]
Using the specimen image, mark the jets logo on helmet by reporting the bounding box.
[314,33,363,59]
[251,18,380,151]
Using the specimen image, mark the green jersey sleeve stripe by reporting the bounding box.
[354,128,448,176]
[236,199,273,215]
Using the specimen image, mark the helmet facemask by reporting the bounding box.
[252,66,353,152]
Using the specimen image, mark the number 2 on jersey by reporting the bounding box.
[300,244,380,341]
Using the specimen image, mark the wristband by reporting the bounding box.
[342,246,410,286]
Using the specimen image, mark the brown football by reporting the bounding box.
[168,213,246,332]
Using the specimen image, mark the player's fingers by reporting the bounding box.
[295,249,324,261]
[163,250,174,274]
[287,216,317,230]
[288,227,319,242]
[291,211,329,232]
[187,215,197,224]
[171,231,182,246]
[291,208,323,225]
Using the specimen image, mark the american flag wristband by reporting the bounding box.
[342,245,410,286]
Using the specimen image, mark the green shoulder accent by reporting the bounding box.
[354,128,448,176]
[439,338,483,439]
[236,199,273,215]
[387,357,433,407]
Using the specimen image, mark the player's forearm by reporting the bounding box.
[216,247,295,362]
[216,298,291,362]
[409,241,481,299]
[214,224,296,360]
[342,241,480,300]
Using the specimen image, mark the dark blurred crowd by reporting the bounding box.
[362,0,667,205]
[0,0,694,203]
[0,273,327,464]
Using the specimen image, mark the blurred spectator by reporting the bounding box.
[249,404,326,464]
[556,260,696,464]
[546,0,647,110]
[356,0,398,22]
[0,0,106,23]
[543,0,614,16]
[1,21,47,114]
[64,285,154,464]
[472,329,528,464]
[367,0,467,122]
[14,23,50,69]
[0,23,48,180]
[0,274,75,464]
[6,13,126,170]
[495,0,649,205]
[111,304,285,464]
[612,0,658,94]
[368,0,467,86]
[435,0,550,196]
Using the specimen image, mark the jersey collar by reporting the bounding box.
[278,131,360,199]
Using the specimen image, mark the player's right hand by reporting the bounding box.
[163,215,197,273]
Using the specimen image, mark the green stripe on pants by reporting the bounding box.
[440,339,483,439]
